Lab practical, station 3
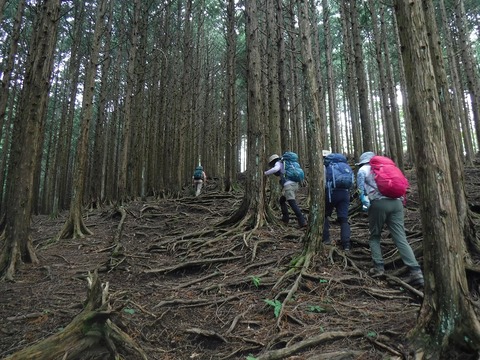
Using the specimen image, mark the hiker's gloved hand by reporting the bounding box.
[359,192,370,211]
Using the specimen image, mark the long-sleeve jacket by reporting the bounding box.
[264,161,294,186]
[357,164,386,202]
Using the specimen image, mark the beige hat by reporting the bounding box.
[268,154,281,165]
[322,149,332,157]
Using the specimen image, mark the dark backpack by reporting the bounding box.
[324,154,353,199]
[281,151,305,183]
[193,166,204,180]
[369,156,409,198]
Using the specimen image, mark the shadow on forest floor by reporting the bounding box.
[1,163,480,360]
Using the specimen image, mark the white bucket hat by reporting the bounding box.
[355,151,375,166]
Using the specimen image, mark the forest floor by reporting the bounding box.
[1,162,480,360]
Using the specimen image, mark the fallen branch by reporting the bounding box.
[7,312,47,322]
[184,327,228,343]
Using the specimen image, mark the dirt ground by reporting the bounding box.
[1,163,480,360]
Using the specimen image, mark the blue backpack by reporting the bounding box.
[324,153,353,199]
[282,151,305,183]
[193,166,204,180]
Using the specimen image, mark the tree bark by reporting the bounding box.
[322,0,340,152]
[118,0,140,202]
[339,2,362,159]
[219,0,267,229]
[395,0,480,356]
[58,0,109,239]
[0,0,60,280]
[297,0,325,252]
[454,0,480,151]
[224,0,237,192]
[350,0,373,151]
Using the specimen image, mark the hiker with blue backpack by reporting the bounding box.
[322,150,353,251]
[192,166,207,196]
[264,152,307,228]
[356,151,424,287]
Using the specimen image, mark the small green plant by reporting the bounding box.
[246,355,258,360]
[251,276,260,288]
[264,299,282,318]
[123,308,136,315]
[307,305,326,313]
[367,331,377,337]
[319,278,328,283]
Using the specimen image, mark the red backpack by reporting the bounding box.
[369,156,409,198]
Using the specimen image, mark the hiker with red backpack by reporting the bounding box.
[356,151,424,287]
[322,150,353,251]
[265,152,307,228]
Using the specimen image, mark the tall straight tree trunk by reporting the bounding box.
[118,0,140,202]
[384,27,404,170]
[288,0,303,153]
[310,0,328,151]
[339,2,362,158]
[265,0,282,210]
[0,0,24,213]
[219,0,267,229]
[395,0,480,356]
[58,0,108,239]
[350,0,373,151]
[392,11,414,164]
[422,1,470,235]
[0,0,24,147]
[297,0,324,252]
[439,0,473,163]
[322,0,340,152]
[454,0,480,151]
[368,0,396,158]
[90,0,113,207]
[0,0,60,280]
[53,0,86,213]
[277,0,289,152]
[224,0,237,192]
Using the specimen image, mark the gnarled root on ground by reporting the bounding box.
[5,271,147,360]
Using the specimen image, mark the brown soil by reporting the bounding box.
[1,165,480,360]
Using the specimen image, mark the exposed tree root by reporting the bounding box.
[144,255,243,274]
[57,212,93,240]
[4,271,147,360]
[102,206,128,272]
[152,292,247,310]
[0,234,39,281]
[254,329,364,359]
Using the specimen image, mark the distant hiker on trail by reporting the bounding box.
[322,150,353,251]
[192,166,207,197]
[356,151,424,287]
[264,152,307,228]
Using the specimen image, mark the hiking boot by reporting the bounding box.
[407,270,424,287]
[369,267,385,278]
[299,222,308,229]
[280,217,289,225]
[343,244,351,251]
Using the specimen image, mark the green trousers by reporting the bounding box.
[368,198,420,271]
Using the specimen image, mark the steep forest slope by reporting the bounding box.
[1,163,479,360]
